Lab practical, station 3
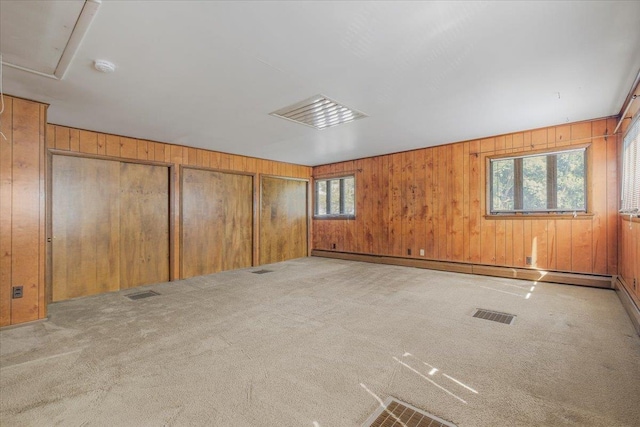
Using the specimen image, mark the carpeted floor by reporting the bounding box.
[1,257,639,426]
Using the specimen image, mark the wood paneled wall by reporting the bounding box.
[619,218,640,306]
[313,117,619,276]
[46,124,311,284]
[0,96,47,326]
[1,94,311,326]
[618,82,640,306]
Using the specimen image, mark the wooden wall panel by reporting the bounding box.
[312,117,618,276]
[46,124,311,282]
[619,219,640,307]
[0,97,13,326]
[0,96,46,326]
[181,169,253,278]
[52,156,121,301]
[119,163,170,288]
[1,110,310,325]
[618,83,640,307]
[260,177,308,265]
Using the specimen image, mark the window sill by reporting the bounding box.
[314,215,356,220]
[484,213,594,220]
[620,215,640,223]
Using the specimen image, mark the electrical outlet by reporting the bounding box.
[407,248,411,256]
[420,249,425,256]
[332,243,336,249]
[526,256,532,265]
[12,286,23,299]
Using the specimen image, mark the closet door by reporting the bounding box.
[52,156,120,301]
[181,168,253,278]
[260,177,308,265]
[119,162,170,288]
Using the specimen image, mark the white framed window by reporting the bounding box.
[489,147,587,214]
[314,176,355,218]
[621,114,640,215]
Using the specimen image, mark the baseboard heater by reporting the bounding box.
[311,250,614,289]
[615,277,640,336]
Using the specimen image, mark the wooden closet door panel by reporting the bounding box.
[52,156,120,301]
[119,163,170,288]
[260,177,308,265]
[181,169,253,278]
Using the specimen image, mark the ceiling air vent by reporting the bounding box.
[270,95,367,130]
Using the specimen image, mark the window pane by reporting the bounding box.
[522,155,547,210]
[491,159,514,211]
[343,177,355,214]
[557,151,585,211]
[330,180,341,214]
[316,181,327,215]
[621,117,640,213]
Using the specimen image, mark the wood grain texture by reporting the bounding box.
[619,219,640,306]
[618,85,640,306]
[119,162,170,288]
[3,112,311,325]
[260,177,308,265]
[312,118,618,276]
[8,98,44,324]
[52,156,121,301]
[46,123,311,281]
[0,97,13,326]
[181,168,253,278]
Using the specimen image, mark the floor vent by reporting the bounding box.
[472,308,516,325]
[363,397,457,427]
[252,269,274,274]
[125,290,160,300]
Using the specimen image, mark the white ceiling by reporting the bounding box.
[2,1,640,166]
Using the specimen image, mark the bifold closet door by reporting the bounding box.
[52,156,121,301]
[119,162,170,288]
[259,177,308,265]
[181,169,253,278]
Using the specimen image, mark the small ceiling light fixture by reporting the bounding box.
[94,59,115,73]
[270,94,367,130]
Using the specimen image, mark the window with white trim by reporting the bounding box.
[621,114,640,215]
[314,176,355,218]
[489,148,587,214]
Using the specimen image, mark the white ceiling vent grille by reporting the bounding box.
[270,95,367,130]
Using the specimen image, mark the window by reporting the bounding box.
[621,114,640,214]
[315,176,355,218]
[489,148,586,214]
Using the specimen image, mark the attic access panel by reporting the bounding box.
[0,0,100,78]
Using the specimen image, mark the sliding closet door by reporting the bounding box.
[260,177,308,265]
[52,156,170,301]
[52,156,121,301]
[119,162,170,288]
[181,168,253,278]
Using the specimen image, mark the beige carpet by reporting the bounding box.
[1,257,639,426]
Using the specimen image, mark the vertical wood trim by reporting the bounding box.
[0,97,13,326]
[11,99,42,323]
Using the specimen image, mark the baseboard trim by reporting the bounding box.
[0,317,49,331]
[311,250,614,289]
[614,277,640,336]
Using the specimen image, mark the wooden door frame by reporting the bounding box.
[258,175,311,262]
[179,165,257,277]
[46,150,175,303]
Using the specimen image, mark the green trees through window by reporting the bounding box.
[315,176,355,217]
[490,148,586,213]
